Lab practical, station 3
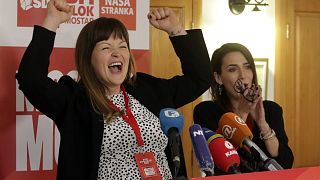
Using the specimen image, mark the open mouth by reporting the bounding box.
[108,62,123,72]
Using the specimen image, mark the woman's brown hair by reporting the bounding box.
[75,17,136,123]
[210,43,258,110]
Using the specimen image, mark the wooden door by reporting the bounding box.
[150,0,203,178]
[275,0,320,168]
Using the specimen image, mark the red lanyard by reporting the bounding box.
[108,85,144,146]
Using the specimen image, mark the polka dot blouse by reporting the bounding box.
[97,91,172,180]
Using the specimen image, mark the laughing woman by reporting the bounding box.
[15,0,212,179]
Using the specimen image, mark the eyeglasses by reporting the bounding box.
[233,79,260,102]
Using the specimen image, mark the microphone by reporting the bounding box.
[159,108,184,177]
[218,112,283,171]
[189,124,214,176]
[202,128,241,174]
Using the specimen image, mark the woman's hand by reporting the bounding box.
[42,0,73,32]
[235,84,261,121]
[252,97,279,157]
[251,97,270,132]
[147,7,187,36]
[248,86,270,132]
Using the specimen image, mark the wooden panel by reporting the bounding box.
[275,0,297,167]
[150,0,203,178]
[295,0,320,13]
[150,8,184,78]
[295,13,320,167]
[276,0,320,168]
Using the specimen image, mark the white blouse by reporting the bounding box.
[97,91,172,180]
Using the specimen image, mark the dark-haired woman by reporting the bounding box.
[194,43,293,173]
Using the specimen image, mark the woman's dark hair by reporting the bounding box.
[75,17,136,123]
[210,43,258,110]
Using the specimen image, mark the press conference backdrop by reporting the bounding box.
[0,1,150,179]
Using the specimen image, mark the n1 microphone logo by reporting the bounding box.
[192,130,204,137]
[234,115,246,125]
[222,125,236,140]
[164,109,180,118]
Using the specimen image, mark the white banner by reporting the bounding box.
[0,0,149,49]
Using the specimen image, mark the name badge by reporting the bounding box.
[134,152,162,180]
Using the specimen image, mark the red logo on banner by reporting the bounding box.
[17,0,137,28]
[17,0,48,27]
[17,0,96,27]
[99,0,136,30]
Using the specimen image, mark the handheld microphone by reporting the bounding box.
[202,128,241,174]
[159,108,184,177]
[189,124,214,176]
[218,112,283,171]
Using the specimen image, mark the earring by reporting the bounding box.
[218,84,223,95]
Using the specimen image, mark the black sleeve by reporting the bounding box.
[263,101,294,169]
[193,101,222,132]
[15,25,74,126]
[164,29,213,108]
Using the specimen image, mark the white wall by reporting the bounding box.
[201,0,275,101]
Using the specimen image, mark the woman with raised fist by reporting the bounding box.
[16,0,212,179]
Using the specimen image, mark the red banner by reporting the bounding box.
[191,166,320,180]
[0,0,149,179]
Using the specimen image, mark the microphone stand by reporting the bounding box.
[244,139,283,171]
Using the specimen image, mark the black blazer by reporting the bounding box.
[16,26,212,179]
[193,100,294,173]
